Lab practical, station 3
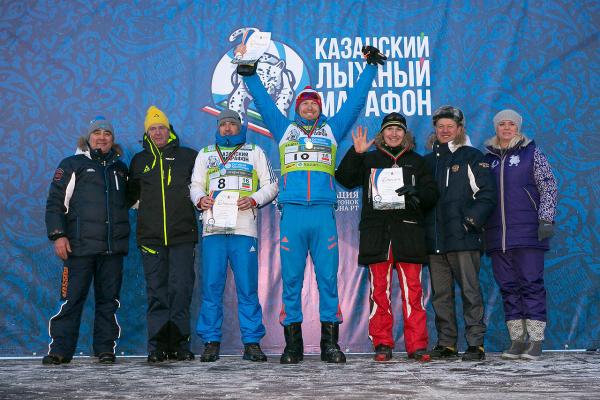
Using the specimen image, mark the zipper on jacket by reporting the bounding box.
[103,162,112,254]
[500,154,507,253]
[434,149,440,253]
[307,170,311,201]
[159,152,168,246]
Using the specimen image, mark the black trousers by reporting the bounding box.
[141,242,196,353]
[47,254,123,357]
[429,251,486,347]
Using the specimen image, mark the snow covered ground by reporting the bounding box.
[1,352,599,399]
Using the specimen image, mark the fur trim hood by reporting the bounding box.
[426,133,473,152]
[484,133,532,151]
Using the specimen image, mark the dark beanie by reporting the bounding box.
[380,112,407,132]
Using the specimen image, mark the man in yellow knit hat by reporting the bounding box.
[128,106,199,362]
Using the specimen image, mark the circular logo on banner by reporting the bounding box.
[204,27,310,138]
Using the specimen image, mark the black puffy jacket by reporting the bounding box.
[423,140,497,254]
[336,145,438,265]
[45,141,130,256]
[128,129,198,247]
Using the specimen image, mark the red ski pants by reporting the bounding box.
[368,251,428,354]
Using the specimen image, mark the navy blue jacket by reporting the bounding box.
[423,140,497,254]
[45,143,130,256]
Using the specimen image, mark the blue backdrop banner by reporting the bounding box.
[0,0,598,356]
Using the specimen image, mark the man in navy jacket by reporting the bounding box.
[423,106,496,361]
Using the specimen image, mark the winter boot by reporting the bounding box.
[320,322,346,363]
[374,344,393,362]
[408,348,431,362]
[42,353,72,365]
[428,344,458,359]
[98,352,116,364]
[502,319,526,360]
[462,345,486,361]
[176,350,195,361]
[280,323,303,364]
[243,343,267,362]
[147,351,167,363]
[200,342,220,362]
[521,319,545,360]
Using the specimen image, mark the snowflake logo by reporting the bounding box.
[509,155,520,166]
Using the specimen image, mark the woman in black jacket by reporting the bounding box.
[335,112,438,362]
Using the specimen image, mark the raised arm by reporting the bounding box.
[241,73,291,142]
[328,62,378,141]
[335,127,372,189]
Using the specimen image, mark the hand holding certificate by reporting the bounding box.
[370,168,405,210]
[206,191,240,228]
[231,29,271,64]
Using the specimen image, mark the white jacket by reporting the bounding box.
[190,143,278,237]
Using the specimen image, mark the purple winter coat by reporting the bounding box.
[484,137,557,253]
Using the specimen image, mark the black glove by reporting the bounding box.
[361,45,387,65]
[462,216,480,233]
[395,185,420,208]
[237,62,257,76]
[538,220,555,241]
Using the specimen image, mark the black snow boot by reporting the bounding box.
[320,322,346,363]
[280,322,303,364]
[200,342,220,362]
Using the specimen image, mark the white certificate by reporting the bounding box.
[370,168,405,210]
[231,30,271,64]
[208,191,240,228]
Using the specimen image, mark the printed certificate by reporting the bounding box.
[370,168,405,210]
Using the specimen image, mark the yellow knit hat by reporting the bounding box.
[144,105,170,132]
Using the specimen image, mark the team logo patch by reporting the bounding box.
[53,168,64,181]
[286,130,300,141]
[491,160,499,169]
[509,155,520,166]
[451,164,460,172]
[208,156,219,168]
[61,266,69,299]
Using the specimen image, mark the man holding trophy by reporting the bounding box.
[235,37,386,364]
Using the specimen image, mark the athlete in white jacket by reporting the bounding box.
[190,108,278,362]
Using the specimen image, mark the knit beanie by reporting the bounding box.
[144,105,170,132]
[87,116,114,139]
[493,109,522,132]
[215,108,246,146]
[217,108,242,130]
[295,86,322,112]
[380,112,407,133]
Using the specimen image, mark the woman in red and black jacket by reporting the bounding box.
[335,112,438,362]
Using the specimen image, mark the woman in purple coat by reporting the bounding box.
[484,109,557,360]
